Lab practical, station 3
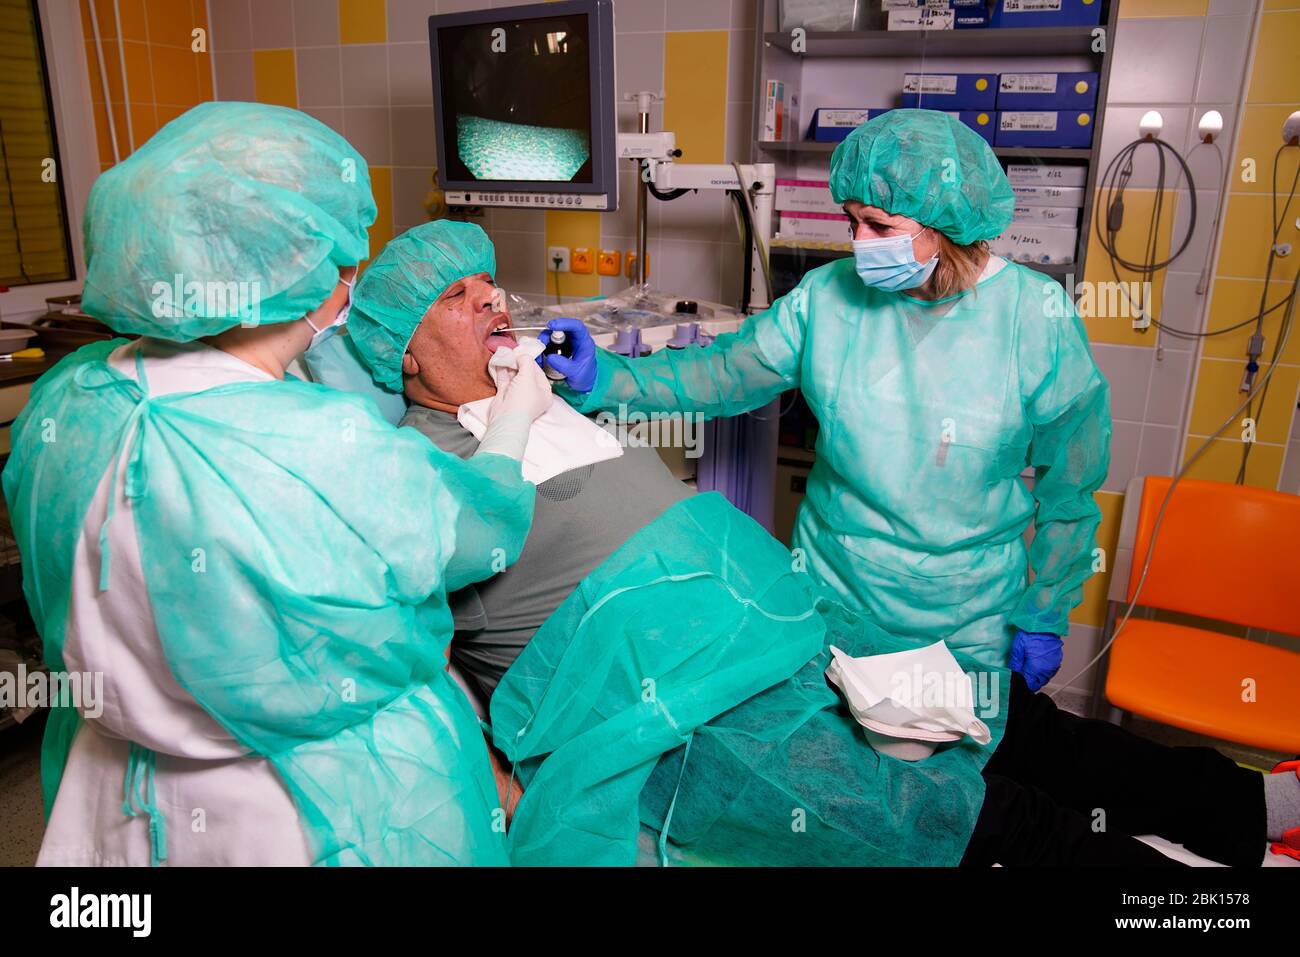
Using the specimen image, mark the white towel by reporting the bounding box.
[826,640,992,760]
[458,339,623,484]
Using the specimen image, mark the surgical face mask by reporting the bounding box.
[852,227,938,292]
[305,274,354,349]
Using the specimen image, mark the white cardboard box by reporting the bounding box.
[777,211,851,244]
[1013,184,1085,208]
[775,179,842,216]
[1011,204,1080,226]
[1006,163,1088,188]
[990,224,1078,265]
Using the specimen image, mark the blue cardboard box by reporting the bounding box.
[901,73,998,110]
[955,10,990,27]
[807,108,888,142]
[990,0,1103,28]
[997,72,1099,110]
[955,110,997,144]
[996,110,1095,148]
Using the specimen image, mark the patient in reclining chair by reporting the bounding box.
[313,221,1297,868]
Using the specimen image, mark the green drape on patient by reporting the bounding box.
[5,340,533,865]
[491,493,1010,867]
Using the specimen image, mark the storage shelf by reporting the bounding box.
[754,0,1116,299]
[770,238,851,252]
[763,27,1104,59]
[769,240,1076,280]
[757,140,1092,160]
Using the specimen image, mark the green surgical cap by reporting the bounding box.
[349,220,497,392]
[82,102,375,341]
[829,109,1014,245]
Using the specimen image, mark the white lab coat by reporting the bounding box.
[37,340,314,866]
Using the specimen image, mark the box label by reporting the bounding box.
[819,109,871,127]
[1000,73,1059,94]
[1001,111,1058,132]
[1003,0,1063,11]
[903,74,958,95]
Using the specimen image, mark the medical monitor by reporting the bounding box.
[429,0,617,211]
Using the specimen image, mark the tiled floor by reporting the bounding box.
[0,699,1286,868]
[0,714,46,867]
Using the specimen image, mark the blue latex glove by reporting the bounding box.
[538,317,597,393]
[1008,630,1063,693]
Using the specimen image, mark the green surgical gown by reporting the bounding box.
[4,340,534,865]
[565,260,1110,665]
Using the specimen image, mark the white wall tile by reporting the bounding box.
[1156,271,1208,349]
[250,1,296,49]
[209,0,253,52]
[490,230,546,298]
[1108,18,1203,105]
[1094,343,1154,420]
[1137,424,1181,477]
[1195,14,1255,103]
[341,44,389,107]
[1096,107,1191,189]
[666,0,732,31]
[613,0,667,33]
[1145,348,1195,426]
[1104,420,1143,492]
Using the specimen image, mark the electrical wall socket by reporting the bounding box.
[547,246,570,272]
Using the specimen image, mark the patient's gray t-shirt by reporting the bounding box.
[401,405,692,699]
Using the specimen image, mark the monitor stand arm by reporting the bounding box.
[616,94,775,312]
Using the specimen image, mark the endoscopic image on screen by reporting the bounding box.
[438,16,594,184]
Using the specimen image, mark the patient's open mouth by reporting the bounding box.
[484,317,516,354]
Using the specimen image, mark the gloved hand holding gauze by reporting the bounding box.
[826,641,992,761]
[462,338,622,483]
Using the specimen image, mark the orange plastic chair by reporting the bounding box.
[1103,476,1300,754]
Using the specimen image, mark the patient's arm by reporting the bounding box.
[445,645,523,820]
[487,739,522,822]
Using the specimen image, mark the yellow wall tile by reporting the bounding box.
[1247,9,1300,103]
[363,166,393,270]
[1080,189,1177,346]
[1070,490,1125,628]
[1188,357,1300,445]
[106,100,128,154]
[151,44,201,107]
[122,40,154,102]
[143,0,193,47]
[89,97,115,166]
[544,210,601,297]
[1215,193,1300,283]
[339,0,387,44]
[253,50,298,108]
[85,0,118,39]
[155,104,189,130]
[84,38,123,103]
[1180,436,1285,489]
[197,51,213,100]
[663,31,729,165]
[129,101,157,146]
[1230,105,1300,196]
[1200,277,1300,365]
[1118,0,1208,17]
[115,0,147,42]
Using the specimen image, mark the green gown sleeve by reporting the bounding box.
[1012,297,1112,637]
[278,388,536,603]
[562,276,811,420]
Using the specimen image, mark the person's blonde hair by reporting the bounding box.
[930,233,988,299]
